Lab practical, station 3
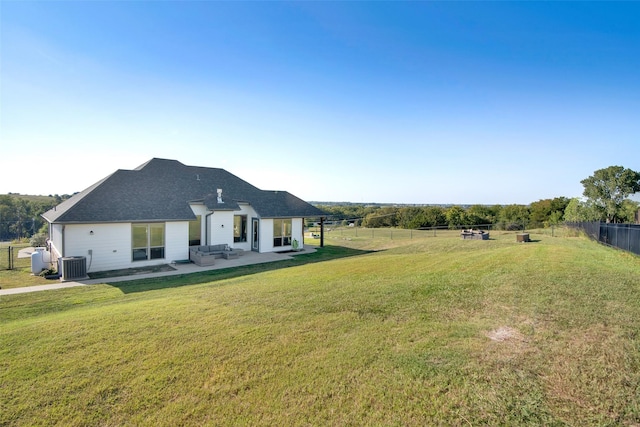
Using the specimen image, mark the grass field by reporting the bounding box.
[2,228,640,426]
[0,243,51,288]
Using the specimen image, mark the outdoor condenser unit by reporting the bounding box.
[60,256,89,281]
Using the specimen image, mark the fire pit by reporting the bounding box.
[460,229,489,240]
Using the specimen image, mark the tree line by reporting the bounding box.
[0,194,71,241]
[316,166,640,230]
[315,198,571,230]
[2,166,638,241]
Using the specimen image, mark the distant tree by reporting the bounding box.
[397,207,425,229]
[362,207,398,228]
[0,194,58,240]
[563,198,600,222]
[29,232,48,247]
[315,203,379,224]
[422,206,447,228]
[397,206,447,229]
[581,166,640,223]
[0,195,16,240]
[466,204,498,227]
[620,199,640,223]
[547,210,564,227]
[445,206,467,229]
[529,197,570,227]
[498,204,530,230]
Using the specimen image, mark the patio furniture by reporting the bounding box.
[189,245,245,265]
[222,251,239,260]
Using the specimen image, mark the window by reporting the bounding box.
[189,215,201,246]
[132,223,165,261]
[234,215,247,242]
[273,219,292,247]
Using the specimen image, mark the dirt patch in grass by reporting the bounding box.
[88,264,176,280]
[481,324,533,365]
[486,326,523,342]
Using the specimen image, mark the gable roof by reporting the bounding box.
[43,158,324,223]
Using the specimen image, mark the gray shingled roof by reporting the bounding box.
[43,158,324,223]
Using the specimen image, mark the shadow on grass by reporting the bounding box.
[110,245,374,294]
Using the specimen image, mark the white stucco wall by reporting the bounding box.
[64,223,132,273]
[292,218,304,250]
[166,221,189,263]
[49,223,64,258]
[61,222,189,273]
[257,217,304,253]
[261,218,274,253]
[209,211,234,246]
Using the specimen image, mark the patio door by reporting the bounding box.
[252,218,259,251]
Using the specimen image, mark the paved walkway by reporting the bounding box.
[1,247,316,296]
[0,281,88,295]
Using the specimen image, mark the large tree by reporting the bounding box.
[580,166,640,223]
[529,197,570,226]
[445,205,467,229]
[498,204,530,230]
[563,198,601,223]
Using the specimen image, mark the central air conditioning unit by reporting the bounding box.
[60,256,89,281]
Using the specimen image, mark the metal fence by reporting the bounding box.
[566,222,640,256]
[0,246,16,270]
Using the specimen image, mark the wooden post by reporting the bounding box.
[320,217,325,248]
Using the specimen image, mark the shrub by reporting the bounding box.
[29,233,48,247]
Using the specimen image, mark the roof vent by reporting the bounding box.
[217,188,223,203]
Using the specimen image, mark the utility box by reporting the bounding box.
[60,256,89,281]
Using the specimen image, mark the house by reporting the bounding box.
[42,158,325,273]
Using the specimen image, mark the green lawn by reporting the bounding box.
[2,229,640,426]
[0,243,52,288]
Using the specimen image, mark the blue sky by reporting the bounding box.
[2,2,639,204]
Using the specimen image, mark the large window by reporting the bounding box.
[189,215,201,246]
[273,219,292,247]
[234,215,247,242]
[132,223,165,261]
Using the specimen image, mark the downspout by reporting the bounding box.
[57,224,65,274]
[205,212,213,245]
